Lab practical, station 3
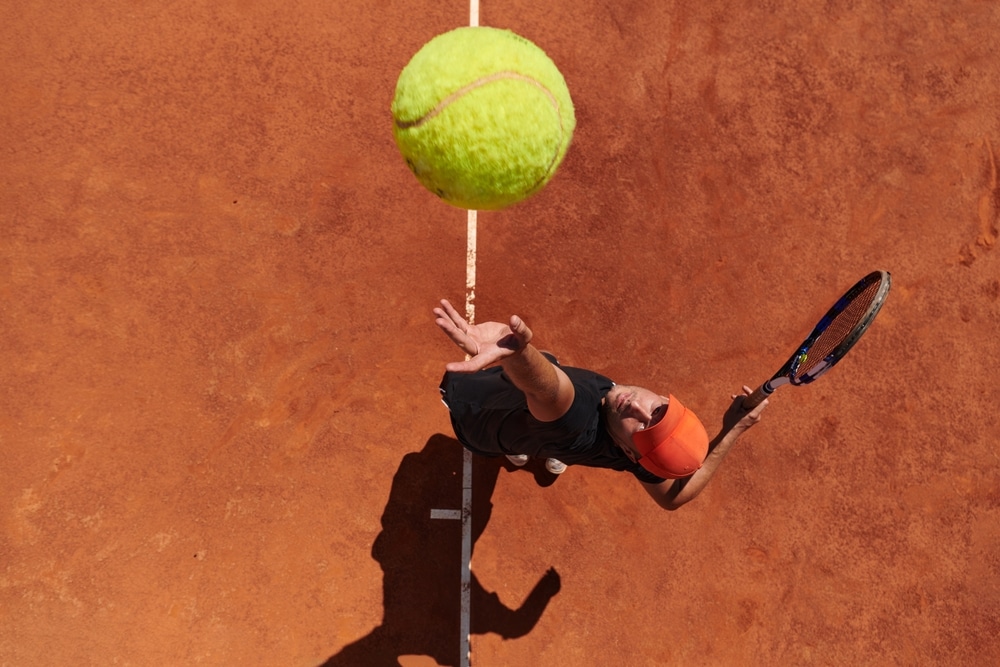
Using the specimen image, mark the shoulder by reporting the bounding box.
[559,364,614,396]
[549,365,612,424]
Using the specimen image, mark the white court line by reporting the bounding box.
[460,447,473,666]
[460,215,477,665]
[461,4,479,665]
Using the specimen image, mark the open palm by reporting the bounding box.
[433,299,532,372]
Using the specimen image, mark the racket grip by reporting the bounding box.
[743,384,772,411]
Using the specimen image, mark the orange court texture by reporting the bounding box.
[2,1,999,665]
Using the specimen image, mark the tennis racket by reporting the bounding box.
[743,270,892,410]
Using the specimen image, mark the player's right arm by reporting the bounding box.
[433,299,575,422]
[639,389,767,510]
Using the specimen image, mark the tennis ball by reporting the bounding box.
[391,27,575,210]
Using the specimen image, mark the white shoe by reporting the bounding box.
[506,454,529,467]
[545,458,567,475]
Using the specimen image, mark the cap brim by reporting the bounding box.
[631,394,709,479]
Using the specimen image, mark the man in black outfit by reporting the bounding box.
[434,299,768,510]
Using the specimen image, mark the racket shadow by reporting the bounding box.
[319,434,561,666]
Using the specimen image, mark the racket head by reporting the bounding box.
[786,270,891,385]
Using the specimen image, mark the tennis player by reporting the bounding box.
[434,299,768,510]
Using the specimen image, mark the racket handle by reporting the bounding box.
[743,384,772,411]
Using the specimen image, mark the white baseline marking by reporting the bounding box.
[465,210,477,324]
[460,447,473,666]
[460,212,477,665]
[460,5,478,666]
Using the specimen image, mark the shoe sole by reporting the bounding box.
[545,460,566,475]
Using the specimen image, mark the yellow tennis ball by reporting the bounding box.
[391,27,576,210]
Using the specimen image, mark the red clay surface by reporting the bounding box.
[3,1,999,665]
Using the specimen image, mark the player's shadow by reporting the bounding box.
[319,434,561,667]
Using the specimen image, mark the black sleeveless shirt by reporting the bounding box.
[440,361,665,484]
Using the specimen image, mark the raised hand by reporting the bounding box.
[433,299,533,373]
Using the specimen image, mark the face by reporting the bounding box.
[603,385,670,462]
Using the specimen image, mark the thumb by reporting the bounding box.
[508,315,533,343]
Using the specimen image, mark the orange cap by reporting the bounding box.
[631,394,709,479]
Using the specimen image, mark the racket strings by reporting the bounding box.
[793,278,884,378]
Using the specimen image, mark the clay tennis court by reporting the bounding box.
[3,0,999,665]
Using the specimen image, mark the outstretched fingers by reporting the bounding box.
[434,300,471,346]
[434,299,467,332]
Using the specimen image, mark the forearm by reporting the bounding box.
[500,345,574,422]
[501,345,558,400]
[661,427,745,508]
[645,387,767,511]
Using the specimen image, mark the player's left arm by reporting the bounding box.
[640,387,768,510]
[433,299,575,421]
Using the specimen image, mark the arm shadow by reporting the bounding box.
[319,434,561,667]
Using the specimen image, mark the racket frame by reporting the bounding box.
[744,270,891,410]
